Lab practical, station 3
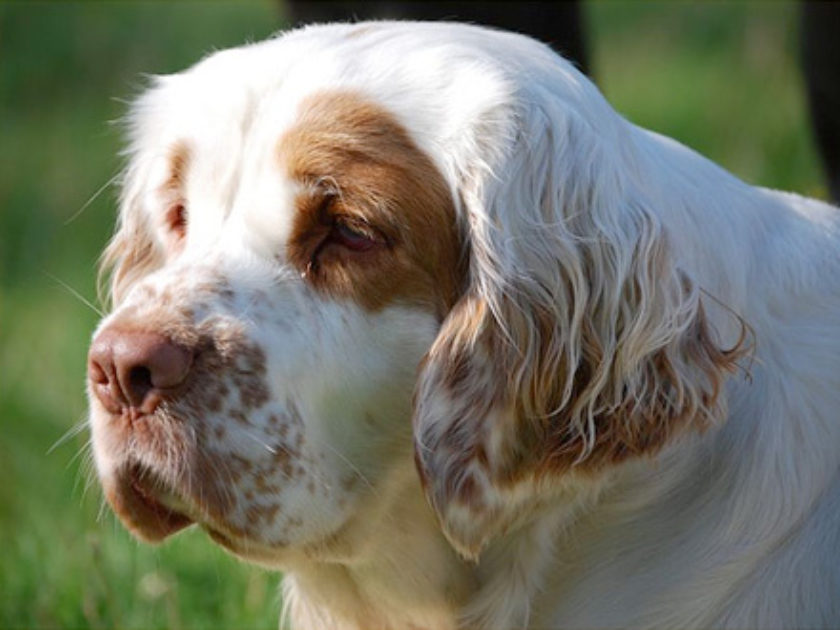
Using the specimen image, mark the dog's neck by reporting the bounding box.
[280,462,474,630]
[278,459,615,630]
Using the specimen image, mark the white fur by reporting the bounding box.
[95,21,840,630]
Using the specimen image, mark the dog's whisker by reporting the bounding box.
[48,418,90,455]
[64,171,121,225]
[44,272,104,317]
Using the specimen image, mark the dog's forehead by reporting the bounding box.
[140,22,515,163]
[147,32,404,145]
[128,22,530,261]
[135,37,405,245]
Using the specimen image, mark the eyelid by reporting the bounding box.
[305,212,388,276]
[332,220,383,252]
[333,214,383,240]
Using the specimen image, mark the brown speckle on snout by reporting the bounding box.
[90,286,275,544]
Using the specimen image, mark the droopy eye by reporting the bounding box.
[165,202,187,239]
[305,215,388,276]
[330,220,383,252]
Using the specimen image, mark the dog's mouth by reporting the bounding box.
[106,463,195,543]
[105,461,257,551]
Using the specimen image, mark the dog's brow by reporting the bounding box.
[162,142,190,194]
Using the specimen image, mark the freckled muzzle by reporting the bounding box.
[88,274,278,546]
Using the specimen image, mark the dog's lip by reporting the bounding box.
[205,526,239,549]
[201,520,258,551]
[201,523,295,567]
[201,523,259,558]
[106,464,194,542]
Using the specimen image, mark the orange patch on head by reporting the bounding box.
[160,143,190,245]
[163,143,190,194]
[279,90,464,317]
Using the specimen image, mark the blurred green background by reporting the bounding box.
[0,2,825,628]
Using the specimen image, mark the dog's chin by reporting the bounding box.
[200,526,350,571]
[103,463,195,543]
[202,526,285,563]
[101,462,299,565]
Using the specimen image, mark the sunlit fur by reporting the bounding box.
[92,22,840,630]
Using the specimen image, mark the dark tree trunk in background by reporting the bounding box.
[285,1,590,76]
[801,1,840,202]
[286,1,840,203]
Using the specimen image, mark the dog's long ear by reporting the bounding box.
[413,97,747,559]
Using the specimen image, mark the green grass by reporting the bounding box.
[0,2,825,628]
[1,3,285,628]
[589,1,822,195]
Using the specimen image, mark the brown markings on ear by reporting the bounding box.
[425,288,748,497]
[416,284,747,557]
[279,90,464,317]
[536,300,749,477]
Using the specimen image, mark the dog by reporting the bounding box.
[87,22,840,629]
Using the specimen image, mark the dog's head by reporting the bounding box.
[88,22,743,564]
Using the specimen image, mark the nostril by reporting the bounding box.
[88,359,109,385]
[128,365,154,400]
[89,327,194,415]
[88,340,125,413]
[116,335,193,410]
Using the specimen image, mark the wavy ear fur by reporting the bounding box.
[413,97,747,559]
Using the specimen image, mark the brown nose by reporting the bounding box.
[88,327,193,414]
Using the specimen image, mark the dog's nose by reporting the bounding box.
[88,328,193,414]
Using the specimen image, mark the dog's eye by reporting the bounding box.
[305,215,387,276]
[165,202,188,239]
[329,220,383,252]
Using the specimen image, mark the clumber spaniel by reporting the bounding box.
[87,22,840,629]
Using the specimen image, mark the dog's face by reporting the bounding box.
[88,50,463,562]
[89,23,741,565]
